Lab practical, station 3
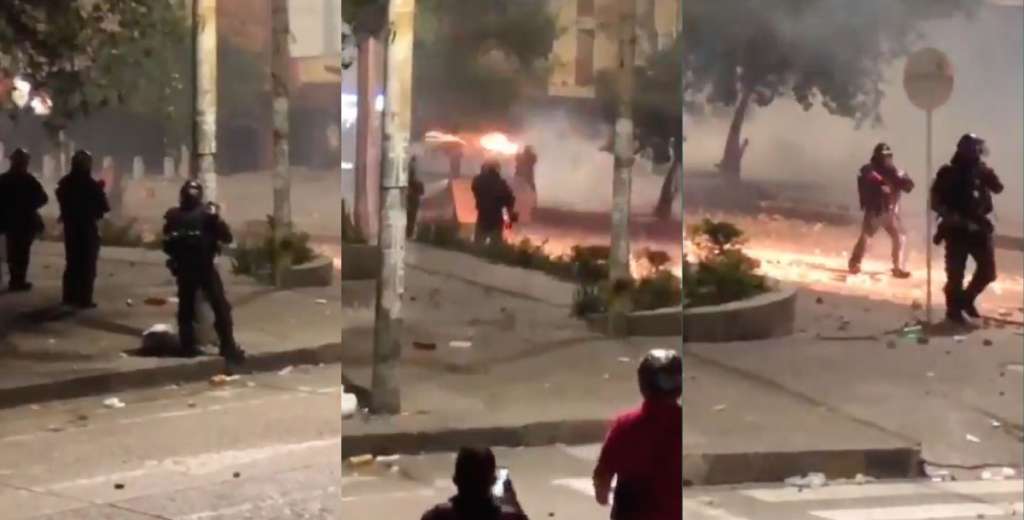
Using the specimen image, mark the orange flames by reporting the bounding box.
[479,132,521,156]
[424,130,466,145]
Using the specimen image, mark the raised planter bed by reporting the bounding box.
[278,255,334,288]
[587,281,797,341]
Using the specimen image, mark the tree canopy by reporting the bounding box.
[682,0,979,126]
[0,0,187,133]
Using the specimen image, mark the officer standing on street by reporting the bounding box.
[849,143,915,278]
[592,349,682,520]
[0,148,49,291]
[931,133,1004,324]
[471,160,517,246]
[162,180,245,364]
[56,150,110,308]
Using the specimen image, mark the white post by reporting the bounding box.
[194,0,218,203]
[178,145,191,179]
[925,110,933,326]
[164,156,176,179]
[132,156,145,181]
[42,154,56,181]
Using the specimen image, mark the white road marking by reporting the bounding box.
[683,498,753,520]
[741,479,1024,503]
[553,477,595,497]
[559,444,602,462]
[809,501,1024,520]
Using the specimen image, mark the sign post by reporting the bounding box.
[903,47,954,327]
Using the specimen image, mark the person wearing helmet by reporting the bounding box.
[162,180,245,364]
[850,142,915,278]
[592,349,682,520]
[471,160,517,246]
[930,133,1004,324]
[0,148,49,291]
[56,150,110,308]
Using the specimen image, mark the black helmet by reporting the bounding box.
[638,348,682,400]
[71,149,93,172]
[180,179,204,208]
[957,133,987,158]
[872,142,893,159]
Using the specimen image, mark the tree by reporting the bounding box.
[0,1,187,134]
[411,0,557,134]
[682,0,978,181]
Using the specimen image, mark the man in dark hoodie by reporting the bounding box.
[421,446,528,520]
[931,133,1004,324]
[0,148,48,291]
[56,150,110,308]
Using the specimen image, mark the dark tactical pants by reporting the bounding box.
[849,208,907,271]
[176,265,239,356]
[5,231,34,287]
[943,230,997,313]
[63,226,100,305]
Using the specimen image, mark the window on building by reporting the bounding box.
[577,0,594,18]
[576,29,595,86]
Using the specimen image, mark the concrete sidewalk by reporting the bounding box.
[0,241,342,408]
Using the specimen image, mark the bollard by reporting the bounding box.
[178,145,190,178]
[132,156,145,181]
[102,156,123,217]
[163,156,175,179]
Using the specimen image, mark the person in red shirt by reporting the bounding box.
[592,349,682,520]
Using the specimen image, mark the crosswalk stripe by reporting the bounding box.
[683,498,753,520]
[741,479,1024,503]
[809,501,1023,520]
[552,477,595,497]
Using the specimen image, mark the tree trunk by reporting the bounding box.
[718,88,752,182]
[193,0,218,202]
[608,0,637,337]
[653,157,680,220]
[372,0,416,415]
[270,0,292,286]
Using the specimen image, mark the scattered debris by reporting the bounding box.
[187,401,197,408]
[245,381,256,388]
[815,297,824,305]
[911,300,923,311]
[982,339,993,347]
[885,340,897,349]
[998,309,1013,318]
[965,433,981,443]
[953,335,966,343]
[341,392,358,418]
[125,299,134,307]
[617,357,631,363]
[376,454,401,464]
[348,455,374,467]
[314,299,328,305]
[233,472,241,479]
[102,397,125,409]
[926,372,935,377]
[917,336,930,345]
[785,472,827,489]
[209,374,239,386]
[712,404,727,412]
[278,366,293,375]
[114,483,125,490]
[449,340,472,349]
[143,297,168,306]
[991,420,1002,428]
[412,341,437,351]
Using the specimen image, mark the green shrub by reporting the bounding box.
[633,270,683,311]
[683,219,767,308]
[231,216,318,283]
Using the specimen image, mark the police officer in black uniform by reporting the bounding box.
[0,148,48,291]
[162,180,245,363]
[56,150,110,308]
[470,160,517,246]
[930,134,1004,324]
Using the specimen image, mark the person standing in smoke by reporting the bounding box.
[931,133,1003,324]
[514,145,537,193]
[849,143,914,278]
[407,156,425,239]
[56,150,110,308]
[0,148,48,291]
[471,160,517,246]
[162,180,246,364]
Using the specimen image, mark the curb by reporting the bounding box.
[683,446,922,486]
[342,419,610,459]
[0,342,342,410]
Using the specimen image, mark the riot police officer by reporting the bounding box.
[470,160,517,246]
[0,148,48,291]
[849,143,914,278]
[162,180,245,363]
[56,150,110,308]
[930,133,1004,324]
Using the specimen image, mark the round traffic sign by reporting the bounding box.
[903,47,954,111]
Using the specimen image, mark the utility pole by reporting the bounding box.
[270,0,293,284]
[608,0,636,337]
[371,0,416,414]
[193,0,218,202]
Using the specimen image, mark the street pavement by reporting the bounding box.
[343,444,610,519]
[0,364,343,519]
[685,479,1023,520]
